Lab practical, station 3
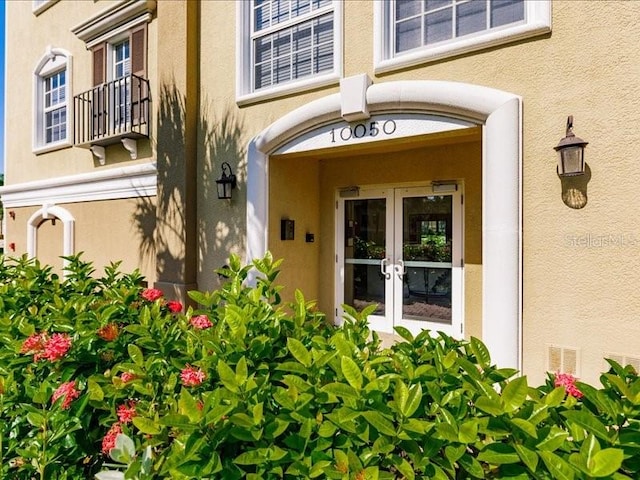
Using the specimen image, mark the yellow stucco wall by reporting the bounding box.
[4,0,157,184]
[8,198,156,282]
[198,1,640,385]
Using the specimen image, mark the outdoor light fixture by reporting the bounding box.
[554,115,589,176]
[216,162,237,200]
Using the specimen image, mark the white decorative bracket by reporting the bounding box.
[90,145,106,165]
[121,138,137,160]
[340,73,372,122]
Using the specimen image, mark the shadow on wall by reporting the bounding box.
[132,82,247,288]
[198,99,247,289]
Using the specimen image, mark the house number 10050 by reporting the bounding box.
[329,119,397,143]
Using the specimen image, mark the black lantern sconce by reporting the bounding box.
[216,162,237,200]
[554,115,589,177]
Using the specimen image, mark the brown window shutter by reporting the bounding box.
[131,25,147,77]
[92,43,106,86]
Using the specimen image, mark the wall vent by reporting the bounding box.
[604,353,640,374]
[547,344,580,376]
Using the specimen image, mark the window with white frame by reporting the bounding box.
[237,0,342,103]
[43,70,67,144]
[375,0,551,73]
[34,48,72,153]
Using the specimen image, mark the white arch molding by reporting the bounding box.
[246,80,522,370]
[27,204,76,274]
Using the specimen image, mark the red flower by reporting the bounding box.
[117,400,137,424]
[41,333,72,362]
[98,323,119,342]
[120,372,136,383]
[554,372,583,399]
[101,423,122,455]
[20,332,47,354]
[190,315,213,330]
[167,300,183,313]
[141,288,164,302]
[180,365,206,387]
[52,381,81,410]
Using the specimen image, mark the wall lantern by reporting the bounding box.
[554,115,589,176]
[216,162,237,200]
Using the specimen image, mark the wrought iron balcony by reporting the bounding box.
[74,74,150,147]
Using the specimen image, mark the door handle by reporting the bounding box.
[394,259,406,279]
[380,258,391,280]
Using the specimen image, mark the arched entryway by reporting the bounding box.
[27,204,75,276]
[246,79,521,370]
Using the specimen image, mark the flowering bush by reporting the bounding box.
[0,253,638,479]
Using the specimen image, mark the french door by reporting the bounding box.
[336,185,463,337]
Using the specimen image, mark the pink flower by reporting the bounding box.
[101,423,122,455]
[167,300,183,313]
[52,381,81,410]
[141,288,164,302]
[190,315,213,330]
[554,372,583,399]
[181,365,206,387]
[98,324,119,342]
[20,332,47,354]
[41,333,72,362]
[120,372,137,383]
[117,400,137,424]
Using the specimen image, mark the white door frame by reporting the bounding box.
[335,184,463,338]
[246,79,522,370]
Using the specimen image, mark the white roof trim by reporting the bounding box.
[0,163,157,208]
[71,0,156,44]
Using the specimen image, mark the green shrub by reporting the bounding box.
[0,253,638,479]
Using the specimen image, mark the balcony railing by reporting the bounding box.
[74,74,150,147]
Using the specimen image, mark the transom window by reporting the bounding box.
[237,0,342,103]
[43,70,67,144]
[374,0,551,73]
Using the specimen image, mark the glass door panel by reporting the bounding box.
[394,187,462,337]
[343,198,387,317]
[400,195,453,324]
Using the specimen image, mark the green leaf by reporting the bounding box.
[458,453,485,479]
[391,456,414,480]
[514,443,539,472]
[470,337,491,368]
[477,444,520,465]
[536,426,569,452]
[110,433,136,464]
[217,359,239,393]
[404,383,422,418]
[287,338,312,368]
[561,410,610,442]
[87,378,104,402]
[501,376,528,412]
[360,411,396,436]
[341,356,363,390]
[510,418,538,439]
[321,382,359,400]
[475,396,504,415]
[235,449,268,465]
[128,344,144,367]
[132,416,161,435]
[589,448,624,477]
[236,356,248,385]
[539,450,575,480]
[179,388,200,423]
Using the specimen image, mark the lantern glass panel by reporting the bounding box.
[559,146,584,176]
[217,181,231,199]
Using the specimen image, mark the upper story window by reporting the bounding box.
[237,0,343,105]
[374,0,551,73]
[44,70,67,144]
[33,47,73,153]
